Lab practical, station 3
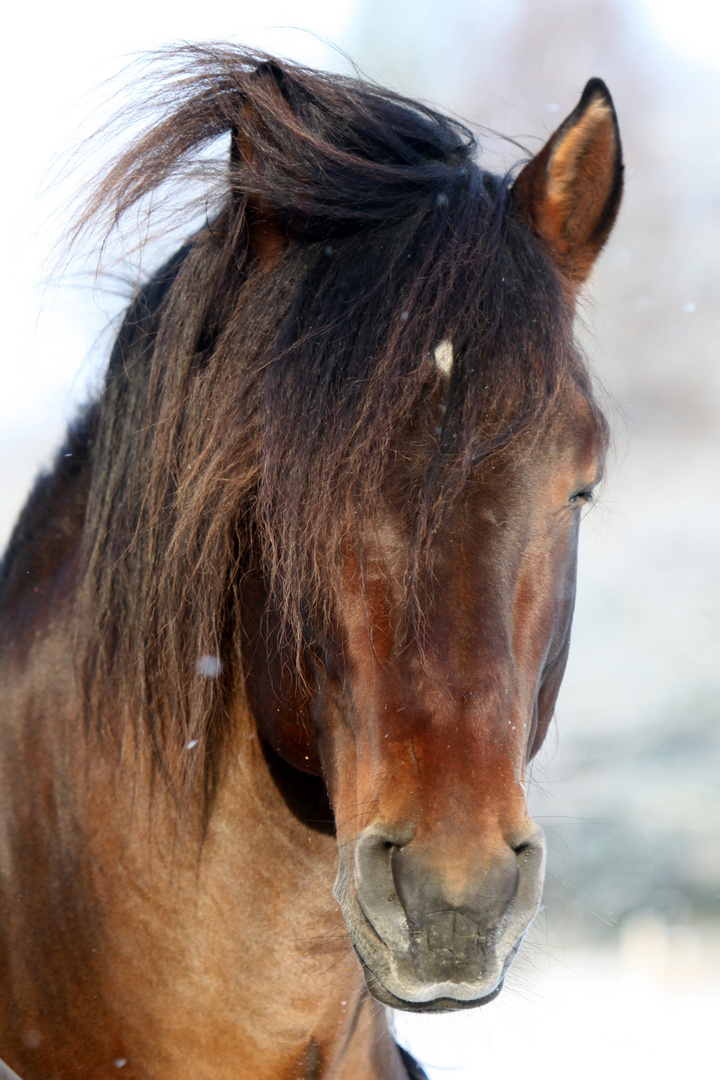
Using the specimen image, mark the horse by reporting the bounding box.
[0,47,622,1080]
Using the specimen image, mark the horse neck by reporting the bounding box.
[0,662,404,1079]
[85,700,408,1077]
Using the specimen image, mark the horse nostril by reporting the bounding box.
[352,826,415,952]
[510,823,545,860]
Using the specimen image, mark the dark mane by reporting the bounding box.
[14,46,605,800]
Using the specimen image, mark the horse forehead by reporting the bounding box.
[477,387,606,508]
[338,384,603,610]
[550,385,608,470]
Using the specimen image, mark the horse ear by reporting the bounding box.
[231,61,290,264]
[512,79,623,285]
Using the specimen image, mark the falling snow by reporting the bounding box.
[196,654,223,678]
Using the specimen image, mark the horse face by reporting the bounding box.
[303,389,605,1011]
[241,76,620,1013]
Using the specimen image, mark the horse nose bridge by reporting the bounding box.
[353,711,535,863]
[387,726,531,832]
[345,674,536,850]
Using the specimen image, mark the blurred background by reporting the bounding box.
[2,1,718,1076]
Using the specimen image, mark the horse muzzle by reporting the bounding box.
[334,822,546,1011]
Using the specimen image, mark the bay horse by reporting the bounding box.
[0,48,622,1080]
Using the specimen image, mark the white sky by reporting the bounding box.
[638,0,720,69]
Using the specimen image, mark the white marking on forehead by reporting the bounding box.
[434,339,454,377]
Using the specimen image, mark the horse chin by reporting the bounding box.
[341,897,517,1014]
[358,954,505,1013]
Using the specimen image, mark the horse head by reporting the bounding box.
[242,76,621,1010]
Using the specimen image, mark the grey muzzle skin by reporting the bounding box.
[334,823,546,1011]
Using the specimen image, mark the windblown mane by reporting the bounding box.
[14,46,605,800]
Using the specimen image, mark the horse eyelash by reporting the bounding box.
[569,489,595,506]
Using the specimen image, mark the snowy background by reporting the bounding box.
[2,1,719,1076]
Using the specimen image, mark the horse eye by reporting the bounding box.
[568,489,595,507]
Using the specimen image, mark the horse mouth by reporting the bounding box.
[355,947,505,1012]
[337,858,529,1013]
